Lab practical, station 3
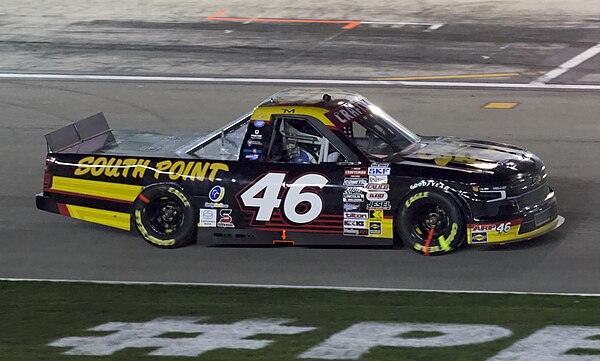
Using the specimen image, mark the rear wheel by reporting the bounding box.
[132,185,197,248]
[397,189,465,255]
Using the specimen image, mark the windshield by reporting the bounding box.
[340,102,420,159]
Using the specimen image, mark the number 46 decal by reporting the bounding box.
[239,173,329,224]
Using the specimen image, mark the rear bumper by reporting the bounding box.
[36,193,59,214]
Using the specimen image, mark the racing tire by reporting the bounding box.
[397,189,465,256]
[132,184,197,249]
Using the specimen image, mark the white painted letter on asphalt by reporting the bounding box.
[49,317,315,356]
[487,326,600,361]
[300,322,512,359]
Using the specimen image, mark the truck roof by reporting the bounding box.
[257,88,365,110]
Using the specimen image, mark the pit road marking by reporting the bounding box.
[373,72,543,81]
[483,102,519,109]
[2,73,600,90]
[207,9,444,31]
[532,42,600,84]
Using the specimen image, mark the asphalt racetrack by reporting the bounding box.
[1,1,599,295]
[1,81,599,294]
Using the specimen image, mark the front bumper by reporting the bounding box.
[467,192,562,245]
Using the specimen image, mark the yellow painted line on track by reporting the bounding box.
[483,102,519,109]
[372,72,544,81]
[207,9,362,29]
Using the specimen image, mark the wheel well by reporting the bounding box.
[393,186,471,246]
[130,182,191,226]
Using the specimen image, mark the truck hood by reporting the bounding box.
[398,136,543,177]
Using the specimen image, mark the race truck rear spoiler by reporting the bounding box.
[44,112,115,153]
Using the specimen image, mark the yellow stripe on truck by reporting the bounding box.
[52,176,142,203]
[367,218,394,239]
[251,106,335,127]
[66,204,131,231]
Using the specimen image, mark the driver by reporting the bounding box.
[286,141,316,163]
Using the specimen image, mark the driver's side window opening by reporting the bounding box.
[348,119,394,159]
[267,117,344,164]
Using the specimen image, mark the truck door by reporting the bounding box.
[234,115,365,244]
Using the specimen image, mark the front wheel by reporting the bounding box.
[397,189,465,255]
[132,184,197,248]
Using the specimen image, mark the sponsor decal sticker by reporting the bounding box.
[325,99,371,128]
[343,228,369,236]
[204,201,230,208]
[369,175,388,184]
[209,185,225,203]
[344,219,367,229]
[470,219,521,233]
[198,208,217,227]
[343,195,364,203]
[243,148,263,153]
[369,209,384,220]
[410,179,451,191]
[367,201,391,210]
[343,202,360,211]
[368,167,391,176]
[345,167,367,177]
[245,154,260,161]
[366,192,388,201]
[247,139,262,147]
[250,134,263,140]
[369,221,382,235]
[366,183,390,191]
[344,212,368,219]
[471,231,488,243]
[343,178,368,186]
[253,120,265,128]
[74,156,228,182]
[217,209,235,228]
[344,186,364,194]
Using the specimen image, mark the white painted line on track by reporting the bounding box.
[2,73,600,90]
[360,21,444,31]
[1,277,599,297]
[532,42,600,84]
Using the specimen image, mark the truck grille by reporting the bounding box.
[535,206,558,227]
[514,184,550,210]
